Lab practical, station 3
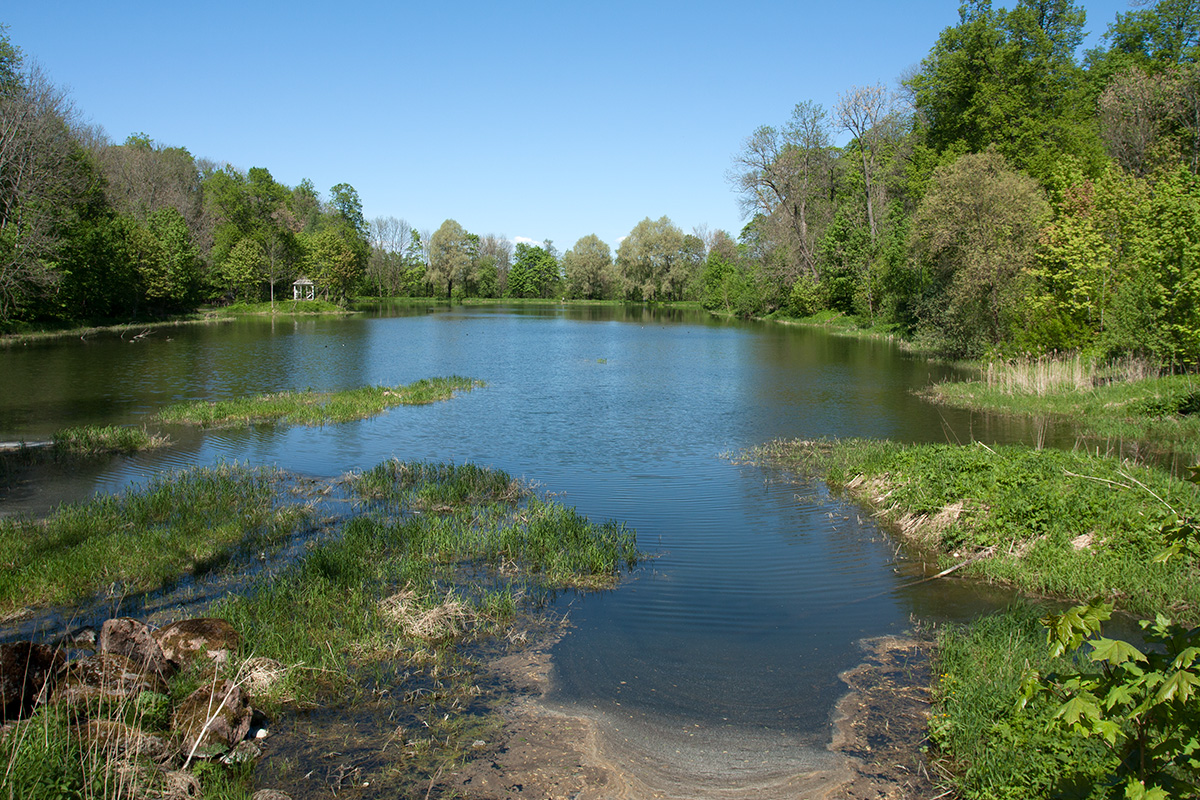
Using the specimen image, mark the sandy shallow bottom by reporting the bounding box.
[451,635,935,800]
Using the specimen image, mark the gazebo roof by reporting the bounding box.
[292,277,314,286]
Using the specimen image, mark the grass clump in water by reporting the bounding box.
[747,438,1200,622]
[50,425,169,456]
[351,459,529,509]
[0,463,308,615]
[157,376,483,428]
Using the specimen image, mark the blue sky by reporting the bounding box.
[6,1,1133,252]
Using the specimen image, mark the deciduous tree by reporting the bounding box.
[561,234,612,299]
[910,150,1050,355]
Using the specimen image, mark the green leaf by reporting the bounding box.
[1156,670,1200,704]
[1090,637,1148,666]
[1055,696,1101,728]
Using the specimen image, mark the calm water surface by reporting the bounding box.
[0,305,1049,771]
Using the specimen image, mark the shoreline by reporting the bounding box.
[450,631,935,800]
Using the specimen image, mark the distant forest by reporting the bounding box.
[3,1,1200,364]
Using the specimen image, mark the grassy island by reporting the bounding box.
[157,376,483,428]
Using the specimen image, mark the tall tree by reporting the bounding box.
[731,101,834,280]
[0,56,93,326]
[509,242,560,299]
[836,84,897,244]
[615,216,685,301]
[907,0,1100,180]
[562,234,613,299]
[910,150,1050,355]
[428,219,471,299]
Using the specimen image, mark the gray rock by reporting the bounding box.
[173,679,252,760]
[99,617,174,680]
[155,618,240,672]
[54,652,169,706]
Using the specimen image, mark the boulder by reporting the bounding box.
[155,618,240,672]
[173,679,252,760]
[0,641,65,722]
[99,617,173,680]
[54,652,169,707]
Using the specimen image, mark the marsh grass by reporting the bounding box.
[0,464,308,614]
[206,462,637,795]
[748,438,1200,622]
[1,460,638,799]
[351,459,529,509]
[928,605,1112,798]
[50,426,169,457]
[926,356,1200,452]
[157,376,483,428]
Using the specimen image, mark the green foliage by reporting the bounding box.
[910,150,1050,357]
[616,216,688,302]
[1027,595,1200,797]
[427,219,471,299]
[562,234,613,299]
[301,224,367,304]
[508,242,560,299]
[786,273,824,317]
[931,604,1111,799]
[906,0,1103,181]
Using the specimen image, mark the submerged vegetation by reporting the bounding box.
[0,463,306,614]
[0,460,639,798]
[157,376,483,428]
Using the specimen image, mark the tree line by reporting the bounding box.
[717,0,1200,365]
[5,1,1200,368]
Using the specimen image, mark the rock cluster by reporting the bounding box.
[0,615,291,799]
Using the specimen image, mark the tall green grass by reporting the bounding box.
[50,426,168,456]
[0,464,307,613]
[929,605,1112,799]
[157,376,483,428]
[926,358,1200,452]
[749,438,1200,622]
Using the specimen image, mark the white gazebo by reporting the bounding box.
[292,277,316,300]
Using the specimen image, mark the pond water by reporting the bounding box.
[0,305,1057,787]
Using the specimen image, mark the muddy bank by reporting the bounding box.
[451,634,934,800]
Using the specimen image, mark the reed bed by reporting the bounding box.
[157,376,483,428]
[927,356,1200,452]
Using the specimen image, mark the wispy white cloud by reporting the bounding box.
[512,236,544,247]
